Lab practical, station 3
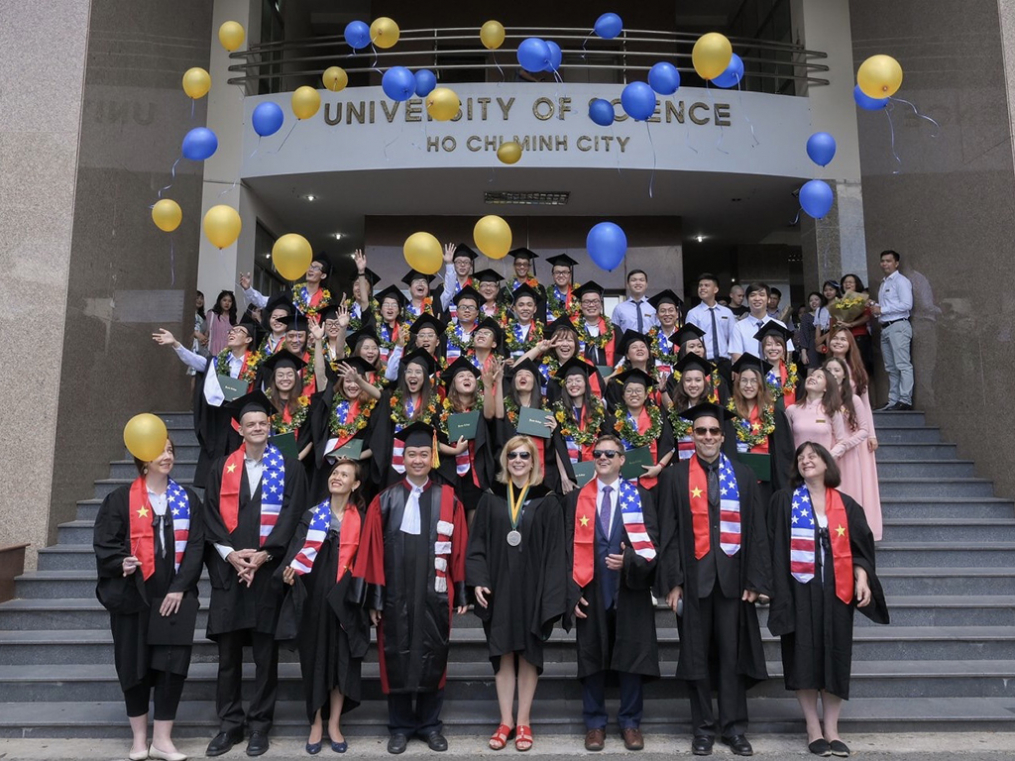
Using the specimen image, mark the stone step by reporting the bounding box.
[879,498,1015,520]
[13,571,213,600]
[881,519,1015,543]
[873,410,927,427]
[874,443,958,460]
[93,478,195,500]
[1,658,1013,706]
[876,543,1015,568]
[876,460,977,478]
[879,479,995,499]
[879,567,1015,595]
[875,426,942,444]
[75,500,102,523]
[155,412,197,428]
[108,460,198,481]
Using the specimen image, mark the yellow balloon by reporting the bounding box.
[182,67,211,99]
[152,199,182,232]
[692,32,733,80]
[370,17,400,49]
[403,232,444,275]
[480,20,506,50]
[218,21,246,52]
[272,233,314,281]
[497,141,522,165]
[124,413,169,462]
[857,54,903,99]
[292,86,321,120]
[426,87,460,122]
[322,66,348,92]
[203,205,242,249]
[473,215,513,260]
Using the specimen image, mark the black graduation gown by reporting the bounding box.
[308,384,379,503]
[278,506,372,721]
[203,452,307,638]
[271,392,320,482]
[368,389,443,489]
[767,489,889,699]
[610,405,675,492]
[730,406,795,511]
[192,362,243,488]
[491,410,560,492]
[580,323,619,368]
[358,481,469,694]
[550,406,616,488]
[436,413,496,508]
[465,484,567,672]
[93,483,204,691]
[656,460,771,686]
[562,483,661,680]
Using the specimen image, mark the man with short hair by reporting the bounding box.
[443,285,482,363]
[573,281,618,367]
[565,435,660,752]
[434,243,477,322]
[657,403,769,757]
[505,283,543,359]
[240,255,333,318]
[729,283,794,363]
[203,391,308,757]
[611,270,658,335]
[766,287,795,332]
[872,249,914,410]
[401,270,438,324]
[728,284,749,317]
[546,253,581,322]
[355,422,469,755]
[686,273,735,381]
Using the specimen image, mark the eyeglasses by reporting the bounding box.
[592,449,622,459]
[739,377,759,386]
[581,299,601,306]
[694,427,722,436]
[457,303,477,311]
[507,451,532,460]
[307,263,325,272]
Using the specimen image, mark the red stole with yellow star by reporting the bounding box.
[572,479,600,587]
[688,456,712,560]
[128,477,156,580]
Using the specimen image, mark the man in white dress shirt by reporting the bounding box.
[871,249,915,410]
[729,283,794,364]
[612,270,659,335]
[686,273,736,381]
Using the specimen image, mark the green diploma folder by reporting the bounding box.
[620,446,654,480]
[571,461,597,488]
[270,432,298,459]
[597,366,615,380]
[217,374,247,402]
[516,406,553,439]
[740,452,772,482]
[448,410,481,441]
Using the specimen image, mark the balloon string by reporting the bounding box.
[705,82,729,154]
[791,207,802,226]
[169,236,176,286]
[644,120,657,199]
[581,31,592,60]
[492,51,505,81]
[383,123,403,162]
[370,43,382,76]
[157,156,181,199]
[681,98,698,154]
[273,120,299,153]
[885,105,903,174]
[736,83,760,146]
[888,96,941,137]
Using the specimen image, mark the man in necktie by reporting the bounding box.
[611,270,659,335]
[656,403,770,757]
[686,273,735,385]
[564,435,660,752]
[729,283,794,364]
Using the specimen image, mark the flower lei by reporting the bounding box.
[649,327,679,364]
[578,318,615,350]
[271,395,311,434]
[390,388,438,426]
[438,393,484,437]
[727,399,776,448]
[215,349,261,383]
[503,395,520,426]
[445,321,476,353]
[547,283,581,320]
[766,361,799,400]
[503,320,543,354]
[402,297,434,328]
[376,320,400,356]
[293,283,332,316]
[345,297,376,333]
[553,398,605,446]
[329,396,376,437]
[613,404,662,449]
[667,408,694,440]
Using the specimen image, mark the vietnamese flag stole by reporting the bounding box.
[572,480,599,587]
[790,485,854,604]
[128,478,156,580]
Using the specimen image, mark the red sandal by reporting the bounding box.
[489,724,513,750]
[515,725,533,752]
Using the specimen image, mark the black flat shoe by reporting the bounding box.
[206,729,244,757]
[424,732,448,752]
[721,735,754,756]
[692,735,714,756]
[829,740,850,757]
[246,732,269,757]
[387,734,408,755]
[809,738,831,756]
[305,741,322,755]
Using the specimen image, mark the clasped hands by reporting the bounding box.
[227,548,271,587]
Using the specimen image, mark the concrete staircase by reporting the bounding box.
[2,410,1014,737]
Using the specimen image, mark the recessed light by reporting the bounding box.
[696,235,704,243]
[333,232,343,240]
[265,253,272,259]
[301,194,318,202]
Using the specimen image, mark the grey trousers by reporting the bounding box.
[880,320,914,405]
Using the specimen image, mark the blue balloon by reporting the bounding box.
[588,98,615,127]
[382,66,416,101]
[853,84,888,110]
[414,69,437,98]
[544,41,562,73]
[620,81,656,121]
[251,102,284,137]
[182,127,218,161]
[800,179,834,219]
[713,53,744,88]
[587,222,628,272]
[648,62,680,95]
[594,12,623,40]
[344,20,370,50]
[806,132,837,167]
[517,37,551,73]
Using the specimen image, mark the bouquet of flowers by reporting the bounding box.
[831,290,868,324]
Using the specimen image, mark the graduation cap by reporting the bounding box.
[616,367,655,389]
[546,317,579,337]
[283,312,308,333]
[442,356,481,388]
[752,321,794,344]
[318,304,340,323]
[509,247,538,261]
[409,313,445,336]
[226,389,274,423]
[679,401,730,424]
[262,294,294,329]
[452,244,479,261]
[572,281,605,300]
[311,253,333,277]
[618,329,652,357]
[235,316,263,345]
[731,353,773,377]
[376,284,407,309]
[648,289,683,310]
[473,268,503,284]
[346,327,380,351]
[395,421,439,464]
[672,323,706,346]
[546,253,579,270]
[260,349,306,375]
[511,357,541,379]
[401,270,437,287]
[556,356,593,381]
[356,268,381,287]
[474,316,503,344]
[402,347,437,376]
[332,355,374,376]
[452,285,482,307]
[511,282,540,303]
[674,353,715,377]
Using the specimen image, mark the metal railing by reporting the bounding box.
[227,26,829,96]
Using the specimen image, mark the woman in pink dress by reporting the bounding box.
[785,368,867,472]
[825,357,882,540]
[206,290,237,356]
[827,327,877,453]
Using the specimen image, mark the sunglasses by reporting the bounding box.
[507,451,532,461]
[694,427,723,436]
[592,449,622,459]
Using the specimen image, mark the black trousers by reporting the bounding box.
[123,669,186,720]
[687,589,748,739]
[216,629,279,734]
[387,688,444,736]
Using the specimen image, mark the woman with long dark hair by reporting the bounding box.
[609,368,674,491]
[666,353,737,463]
[207,290,238,355]
[261,350,315,465]
[785,368,865,465]
[837,274,874,377]
[768,442,888,757]
[550,358,614,495]
[489,358,558,488]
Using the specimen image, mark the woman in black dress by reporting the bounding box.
[281,459,372,755]
[466,435,567,752]
[93,438,204,761]
[768,442,888,757]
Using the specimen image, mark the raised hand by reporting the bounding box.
[443,242,457,263]
[308,316,325,342]
[239,272,252,290]
[152,328,178,347]
[353,249,366,273]
[337,299,351,329]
